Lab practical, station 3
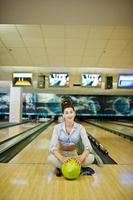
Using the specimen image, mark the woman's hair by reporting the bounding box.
[61,98,75,113]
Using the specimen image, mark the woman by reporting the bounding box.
[48,98,95,176]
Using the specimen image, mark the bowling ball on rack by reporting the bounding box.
[61,158,81,180]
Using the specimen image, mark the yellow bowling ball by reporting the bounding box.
[61,158,81,180]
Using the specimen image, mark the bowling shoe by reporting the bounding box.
[55,167,62,177]
[80,167,95,176]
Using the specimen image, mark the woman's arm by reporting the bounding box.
[52,149,70,163]
[50,125,70,163]
[78,125,93,165]
[79,126,93,152]
[78,149,90,165]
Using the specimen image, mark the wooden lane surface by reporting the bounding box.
[10,121,133,164]
[82,122,133,164]
[117,121,133,127]
[0,163,132,200]
[0,122,40,143]
[110,121,133,128]
[101,121,133,136]
[1,122,133,200]
[92,121,133,137]
[9,123,56,164]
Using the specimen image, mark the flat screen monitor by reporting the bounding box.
[48,73,69,87]
[81,74,102,87]
[12,73,32,87]
[117,74,133,88]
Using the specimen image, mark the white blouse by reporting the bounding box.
[49,122,93,152]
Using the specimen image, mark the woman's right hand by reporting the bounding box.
[53,150,70,164]
[60,156,70,163]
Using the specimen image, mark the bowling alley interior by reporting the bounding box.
[0,1,133,200]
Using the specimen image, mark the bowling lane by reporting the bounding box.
[90,121,133,137]
[0,163,132,200]
[82,122,133,164]
[109,121,133,128]
[9,122,56,164]
[0,122,40,143]
[10,121,133,165]
[2,122,133,200]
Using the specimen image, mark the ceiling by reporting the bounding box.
[0,25,133,72]
[0,0,133,84]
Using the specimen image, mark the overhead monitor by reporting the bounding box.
[12,73,32,87]
[117,74,133,88]
[48,73,69,87]
[81,74,102,87]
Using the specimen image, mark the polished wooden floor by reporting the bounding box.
[83,122,133,164]
[0,122,39,143]
[110,121,133,127]
[0,121,133,200]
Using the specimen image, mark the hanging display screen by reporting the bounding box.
[12,73,32,87]
[81,74,102,87]
[117,74,133,88]
[48,73,69,87]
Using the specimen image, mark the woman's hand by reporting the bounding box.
[53,150,70,163]
[60,156,70,163]
[72,157,81,166]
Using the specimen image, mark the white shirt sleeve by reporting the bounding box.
[49,125,59,152]
[80,125,93,152]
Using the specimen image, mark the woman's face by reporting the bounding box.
[63,107,75,123]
